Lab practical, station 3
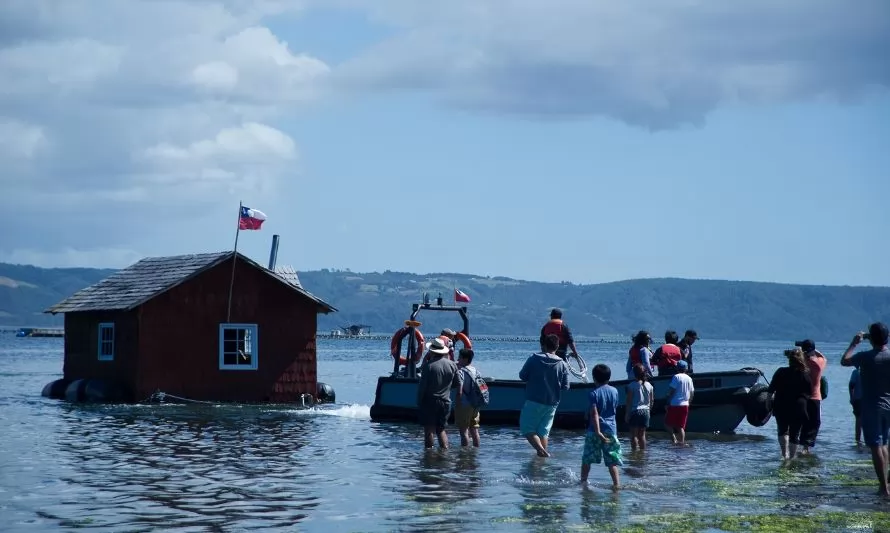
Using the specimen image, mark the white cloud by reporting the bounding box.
[144,121,296,162]
[0,247,143,269]
[0,39,124,97]
[0,0,324,217]
[139,122,297,193]
[330,0,890,128]
[192,61,240,91]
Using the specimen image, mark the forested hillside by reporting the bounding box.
[2,262,888,341]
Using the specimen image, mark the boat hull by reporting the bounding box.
[370,369,764,434]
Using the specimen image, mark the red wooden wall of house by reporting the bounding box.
[135,257,319,402]
[63,310,140,398]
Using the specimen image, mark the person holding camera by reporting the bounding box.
[840,322,890,497]
[769,348,812,459]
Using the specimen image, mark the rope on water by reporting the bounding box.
[740,367,770,387]
[142,390,217,405]
[566,353,589,383]
[140,389,316,407]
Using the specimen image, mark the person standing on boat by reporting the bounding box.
[768,348,811,460]
[677,330,698,375]
[439,328,456,360]
[665,360,694,445]
[416,338,460,449]
[651,330,683,376]
[796,339,826,455]
[626,331,654,380]
[540,308,580,361]
[519,334,570,457]
[840,322,890,498]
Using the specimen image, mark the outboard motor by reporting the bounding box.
[317,382,336,404]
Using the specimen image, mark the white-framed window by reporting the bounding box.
[98,323,114,361]
[219,324,258,371]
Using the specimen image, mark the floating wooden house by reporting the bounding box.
[42,252,336,404]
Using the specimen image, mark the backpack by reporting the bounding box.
[463,366,490,408]
[820,375,828,400]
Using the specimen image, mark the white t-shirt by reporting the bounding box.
[668,373,694,406]
[627,380,654,411]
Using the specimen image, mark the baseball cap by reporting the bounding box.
[794,339,816,353]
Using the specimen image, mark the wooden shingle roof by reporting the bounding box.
[45,252,336,314]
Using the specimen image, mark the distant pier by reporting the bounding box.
[15,328,64,338]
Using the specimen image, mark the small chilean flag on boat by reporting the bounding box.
[454,288,471,303]
[239,206,267,230]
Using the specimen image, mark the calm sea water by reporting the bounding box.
[0,336,885,532]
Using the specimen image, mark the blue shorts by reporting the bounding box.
[862,408,890,447]
[519,400,557,438]
[628,408,650,429]
[582,431,623,467]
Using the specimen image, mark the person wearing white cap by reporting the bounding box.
[416,337,460,449]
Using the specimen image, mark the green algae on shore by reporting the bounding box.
[622,510,890,533]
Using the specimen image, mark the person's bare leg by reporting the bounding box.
[424,427,435,448]
[608,465,620,489]
[580,463,591,483]
[459,427,469,447]
[437,429,449,449]
[855,416,862,445]
[789,442,798,459]
[779,435,789,459]
[541,436,549,450]
[870,445,890,496]
[471,427,480,447]
[640,428,647,450]
[881,444,890,489]
[525,434,550,457]
[668,426,678,445]
[678,427,686,445]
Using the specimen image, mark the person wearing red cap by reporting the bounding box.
[795,338,826,455]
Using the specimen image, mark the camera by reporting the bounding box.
[863,333,871,340]
[784,348,801,357]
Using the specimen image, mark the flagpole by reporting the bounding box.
[226,201,242,322]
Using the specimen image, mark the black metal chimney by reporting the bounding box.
[268,234,280,270]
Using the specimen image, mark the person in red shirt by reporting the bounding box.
[796,339,826,455]
[651,330,684,376]
[539,308,579,361]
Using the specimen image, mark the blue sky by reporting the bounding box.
[1,1,888,287]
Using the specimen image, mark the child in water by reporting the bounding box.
[625,363,654,450]
[581,364,622,489]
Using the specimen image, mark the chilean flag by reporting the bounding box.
[239,206,267,230]
[454,288,471,303]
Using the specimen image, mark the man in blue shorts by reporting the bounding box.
[841,322,890,497]
[519,334,570,457]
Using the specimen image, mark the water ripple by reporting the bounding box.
[2,338,887,532]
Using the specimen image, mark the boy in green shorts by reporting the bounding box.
[581,363,623,489]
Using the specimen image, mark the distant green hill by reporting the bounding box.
[0,263,116,327]
[1,262,888,341]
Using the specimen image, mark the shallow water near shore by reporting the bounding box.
[1,336,888,532]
